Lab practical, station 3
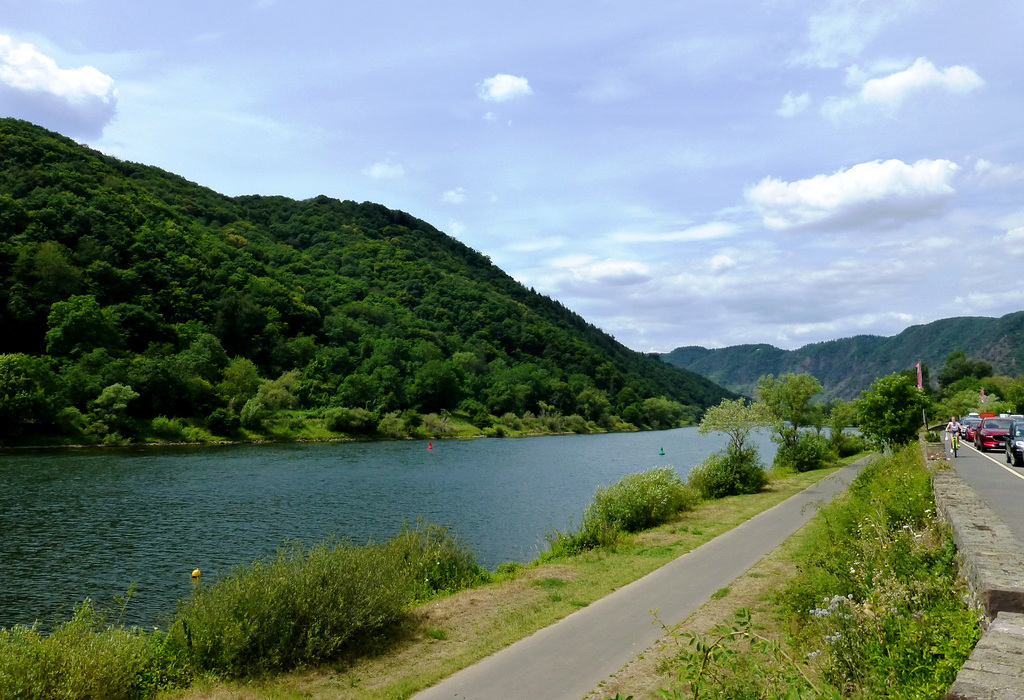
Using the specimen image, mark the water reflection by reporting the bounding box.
[0,428,776,628]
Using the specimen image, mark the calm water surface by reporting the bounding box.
[0,428,776,629]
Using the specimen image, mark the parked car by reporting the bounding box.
[975,417,1014,452]
[1006,421,1024,467]
[960,416,982,442]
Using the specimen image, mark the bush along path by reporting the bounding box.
[654,445,980,699]
[412,458,870,700]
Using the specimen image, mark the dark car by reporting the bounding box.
[1006,421,1024,466]
[975,417,1014,452]
[961,416,982,442]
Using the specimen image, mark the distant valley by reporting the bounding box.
[662,311,1024,400]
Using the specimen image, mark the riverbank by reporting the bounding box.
[161,463,851,699]
[157,445,980,700]
[0,408,640,451]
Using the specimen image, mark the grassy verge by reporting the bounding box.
[156,462,854,700]
[606,445,980,700]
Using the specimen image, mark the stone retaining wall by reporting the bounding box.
[931,462,1024,698]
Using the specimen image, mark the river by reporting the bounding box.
[0,427,777,629]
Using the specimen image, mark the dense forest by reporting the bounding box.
[0,118,734,445]
[664,311,1024,400]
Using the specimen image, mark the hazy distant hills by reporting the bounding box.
[662,311,1024,400]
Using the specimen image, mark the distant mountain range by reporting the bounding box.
[661,311,1024,400]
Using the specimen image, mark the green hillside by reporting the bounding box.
[0,118,735,444]
[664,312,1024,400]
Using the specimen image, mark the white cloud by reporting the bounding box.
[859,58,983,108]
[824,58,983,119]
[363,160,404,179]
[709,253,736,272]
[478,74,532,102]
[441,187,467,204]
[549,256,653,287]
[776,91,811,118]
[973,159,1024,187]
[0,34,117,137]
[793,0,916,68]
[746,158,960,231]
[1004,227,1024,256]
[611,222,737,243]
[0,34,115,100]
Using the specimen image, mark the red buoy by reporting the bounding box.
[428,441,433,450]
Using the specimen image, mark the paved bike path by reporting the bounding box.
[413,458,869,700]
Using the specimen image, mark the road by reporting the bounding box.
[948,437,1024,543]
[412,459,869,700]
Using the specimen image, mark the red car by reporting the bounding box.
[974,417,1014,452]
[960,416,982,442]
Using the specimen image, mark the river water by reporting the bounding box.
[0,428,776,629]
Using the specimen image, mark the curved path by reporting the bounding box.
[413,457,870,700]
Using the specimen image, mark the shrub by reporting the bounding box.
[167,521,485,677]
[0,600,155,700]
[687,447,768,500]
[324,407,375,434]
[206,408,240,437]
[585,467,697,534]
[660,446,979,700]
[239,397,267,430]
[499,412,523,431]
[835,433,869,458]
[546,467,698,554]
[459,399,491,428]
[422,412,452,435]
[376,411,407,438]
[565,415,589,433]
[151,416,187,441]
[774,432,833,472]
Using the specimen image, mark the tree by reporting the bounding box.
[756,373,823,448]
[217,357,262,411]
[0,353,59,436]
[88,383,140,439]
[642,396,684,429]
[857,373,928,447]
[937,350,992,389]
[45,294,119,357]
[698,398,769,454]
[825,399,856,449]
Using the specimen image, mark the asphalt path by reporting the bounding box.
[948,436,1024,543]
[412,458,869,700]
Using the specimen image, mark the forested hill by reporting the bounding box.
[663,311,1024,400]
[0,118,735,443]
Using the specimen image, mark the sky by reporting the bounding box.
[2,0,1023,353]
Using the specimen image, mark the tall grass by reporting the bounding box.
[0,521,487,697]
[545,467,700,556]
[168,520,487,677]
[0,600,154,700]
[659,445,980,699]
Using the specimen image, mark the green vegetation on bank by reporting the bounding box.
[0,419,861,700]
[0,118,734,447]
[657,445,979,699]
[0,522,486,699]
